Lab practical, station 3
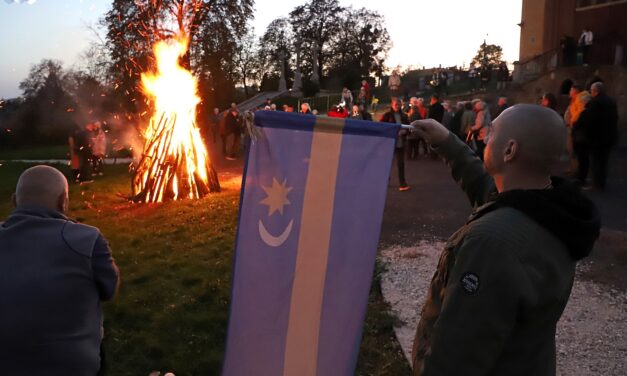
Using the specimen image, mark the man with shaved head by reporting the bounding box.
[0,165,119,375]
[408,105,600,375]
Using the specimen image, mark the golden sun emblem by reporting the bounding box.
[260,178,293,216]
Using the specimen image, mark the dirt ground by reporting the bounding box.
[378,146,627,290]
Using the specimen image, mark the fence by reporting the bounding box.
[297,94,343,114]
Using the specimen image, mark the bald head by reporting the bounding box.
[14,165,69,213]
[486,104,565,177]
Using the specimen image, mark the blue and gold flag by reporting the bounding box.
[223,111,400,376]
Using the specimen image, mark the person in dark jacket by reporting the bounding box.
[426,94,445,159]
[450,101,465,139]
[380,97,410,191]
[409,105,600,376]
[428,94,444,123]
[0,165,120,375]
[495,96,509,118]
[224,103,241,160]
[585,81,619,190]
[541,92,558,112]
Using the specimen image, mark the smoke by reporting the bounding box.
[4,0,37,4]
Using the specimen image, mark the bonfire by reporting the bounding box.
[132,34,219,203]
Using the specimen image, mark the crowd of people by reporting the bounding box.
[68,121,107,184]
[222,77,617,194]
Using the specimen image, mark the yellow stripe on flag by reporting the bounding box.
[283,116,345,375]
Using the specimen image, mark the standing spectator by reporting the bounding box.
[440,70,449,96]
[578,27,594,65]
[560,35,576,66]
[496,62,509,90]
[564,85,588,172]
[416,97,428,120]
[442,101,455,131]
[541,93,558,112]
[430,70,441,95]
[68,123,81,182]
[357,88,368,108]
[341,87,353,109]
[223,103,241,160]
[409,107,600,376]
[370,95,380,114]
[208,107,221,144]
[428,94,445,123]
[461,101,477,139]
[72,123,93,183]
[585,82,619,190]
[468,64,479,92]
[427,94,446,159]
[470,100,492,159]
[479,65,491,91]
[407,97,426,159]
[358,104,372,121]
[0,165,119,375]
[495,97,509,118]
[388,70,402,98]
[361,79,372,103]
[450,101,465,139]
[91,121,106,176]
[380,97,410,191]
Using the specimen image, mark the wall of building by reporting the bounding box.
[519,0,548,61]
[520,0,627,64]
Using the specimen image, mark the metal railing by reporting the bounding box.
[513,49,559,83]
[297,94,343,114]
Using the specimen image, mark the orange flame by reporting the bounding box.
[132,34,211,203]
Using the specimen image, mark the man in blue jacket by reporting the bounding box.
[0,165,119,375]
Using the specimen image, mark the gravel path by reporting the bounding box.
[380,240,627,375]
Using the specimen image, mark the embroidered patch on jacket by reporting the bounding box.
[460,272,480,294]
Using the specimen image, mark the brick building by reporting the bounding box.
[519,0,627,64]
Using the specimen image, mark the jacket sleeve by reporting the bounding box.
[434,132,495,207]
[422,230,527,375]
[92,234,120,301]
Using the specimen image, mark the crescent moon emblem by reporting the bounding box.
[258,219,294,247]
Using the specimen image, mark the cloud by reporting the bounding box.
[5,0,37,4]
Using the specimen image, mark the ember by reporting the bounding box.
[132,34,219,203]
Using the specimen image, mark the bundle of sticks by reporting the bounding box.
[131,113,220,203]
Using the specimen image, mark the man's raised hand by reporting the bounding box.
[410,119,450,147]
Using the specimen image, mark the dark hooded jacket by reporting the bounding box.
[412,133,600,376]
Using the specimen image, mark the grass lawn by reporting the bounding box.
[0,162,410,375]
[0,144,133,161]
[0,145,70,160]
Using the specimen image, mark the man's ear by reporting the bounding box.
[504,140,518,163]
[57,193,68,214]
[11,193,17,208]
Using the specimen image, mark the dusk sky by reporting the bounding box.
[0,0,522,99]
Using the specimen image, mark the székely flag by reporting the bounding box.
[223,110,400,376]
